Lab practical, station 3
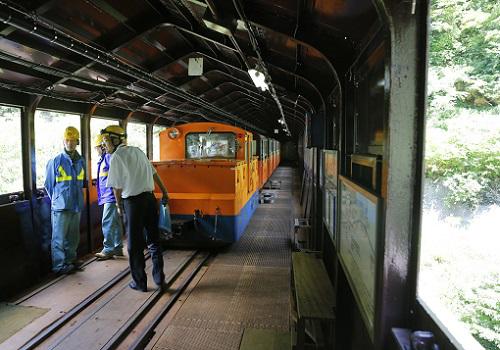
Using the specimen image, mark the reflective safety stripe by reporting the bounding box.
[56,165,72,182]
[99,171,108,177]
[77,168,84,180]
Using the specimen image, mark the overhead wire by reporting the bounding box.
[232,0,292,137]
[0,48,210,118]
[0,0,266,134]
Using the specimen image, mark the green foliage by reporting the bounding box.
[425,1,500,346]
[429,0,500,109]
[426,149,499,208]
[426,0,500,208]
[425,111,500,208]
[127,122,147,155]
[34,111,81,188]
[0,107,23,195]
[458,280,500,350]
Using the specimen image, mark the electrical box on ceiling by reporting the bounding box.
[188,57,203,76]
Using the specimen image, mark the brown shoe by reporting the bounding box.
[95,251,114,260]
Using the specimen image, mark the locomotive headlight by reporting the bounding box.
[168,128,180,139]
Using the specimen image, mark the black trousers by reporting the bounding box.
[123,192,164,288]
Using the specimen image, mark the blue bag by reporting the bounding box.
[158,202,172,233]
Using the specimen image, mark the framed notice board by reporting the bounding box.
[339,175,381,340]
[321,150,338,243]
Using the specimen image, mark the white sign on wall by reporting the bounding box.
[188,57,203,76]
[339,175,381,340]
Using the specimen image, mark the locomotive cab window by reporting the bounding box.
[0,105,22,196]
[185,132,236,159]
[262,140,268,158]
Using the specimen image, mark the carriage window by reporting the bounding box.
[185,132,236,159]
[0,106,23,195]
[127,122,147,155]
[35,111,81,189]
[153,125,167,161]
[90,118,119,179]
[418,1,499,348]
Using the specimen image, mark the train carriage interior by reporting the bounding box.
[0,0,485,350]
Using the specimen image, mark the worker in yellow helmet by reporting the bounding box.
[101,125,169,292]
[44,126,86,275]
[93,133,123,260]
[100,125,127,153]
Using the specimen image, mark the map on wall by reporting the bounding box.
[339,175,380,340]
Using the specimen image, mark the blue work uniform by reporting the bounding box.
[96,153,122,255]
[44,151,85,273]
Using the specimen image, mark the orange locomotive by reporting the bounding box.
[269,139,281,178]
[254,135,281,189]
[153,122,269,244]
[254,134,269,189]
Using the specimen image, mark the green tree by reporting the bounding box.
[426,0,500,208]
[429,0,500,110]
[424,1,500,348]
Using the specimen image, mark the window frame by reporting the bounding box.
[126,121,148,155]
[90,116,120,180]
[152,124,167,161]
[34,109,82,190]
[0,105,26,203]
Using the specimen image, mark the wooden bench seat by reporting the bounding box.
[292,251,336,349]
[239,328,291,350]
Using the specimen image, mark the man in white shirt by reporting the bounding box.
[101,125,169,292]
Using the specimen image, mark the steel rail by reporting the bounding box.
[18,252,155,350]
[12,257,97,305]
[127,253,210,350]
[102,252,209,350]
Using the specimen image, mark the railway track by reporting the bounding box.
[10,250,209,350]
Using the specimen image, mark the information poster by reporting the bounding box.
[322,150,338,243]
[339,175,380,340]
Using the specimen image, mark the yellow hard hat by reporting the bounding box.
[94,134,104,147]
[64,126,79,141]
[101,125,126,139]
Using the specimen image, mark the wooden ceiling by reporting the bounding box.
[0,0,379,140]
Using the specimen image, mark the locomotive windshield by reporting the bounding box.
[185,132,237,159]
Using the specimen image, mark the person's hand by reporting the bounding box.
[161,193,169,205]
[117,203,124,216]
